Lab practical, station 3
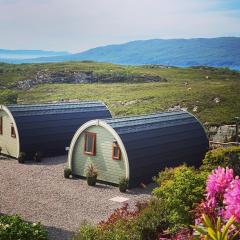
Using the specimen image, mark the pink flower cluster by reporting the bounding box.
[206,167,234,207]
[224,178,240,222]
[205,167,240,222]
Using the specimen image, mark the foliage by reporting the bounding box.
[118,177,129,193]
[64,167,72,179]
[73,224,100,240]
[99,202,146,231]
[1,61,240,125]
[192,214,239,240]
[153,165,207,232]
[201,147,240,176]
[85,163,98,177]
[0,90,17,104]
[18,152,26,164]
[0,214,48,240]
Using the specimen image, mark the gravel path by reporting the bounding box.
[0,156,154,240]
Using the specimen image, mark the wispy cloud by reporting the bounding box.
[0,0,239,52]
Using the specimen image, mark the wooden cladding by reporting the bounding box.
[84,132,96,156]
[0,117,2,135]
[11,124,16,138]
[112,142,121,160]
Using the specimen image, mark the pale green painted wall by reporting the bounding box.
[71,125,126,184]
[0,110,18,157]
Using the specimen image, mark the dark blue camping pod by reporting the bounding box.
[68,111,209,188]
[0,102,111,158]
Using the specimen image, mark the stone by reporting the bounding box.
[16,70,166,89]
[109,196,129,203]
[209,125,236,142]
[213,97,221,104]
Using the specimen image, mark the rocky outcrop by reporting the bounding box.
[17,70,166,89]
[208,125,238,142]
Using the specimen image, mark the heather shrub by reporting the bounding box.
[0,215,48,240]
[201,146,240,175]
[153,165,206,232]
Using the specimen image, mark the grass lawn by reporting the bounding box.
[0,61,239,125]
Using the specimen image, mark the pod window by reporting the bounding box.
[0,117,2,135]
[112,142,121,160]
[84,132,96,156]
[11,124,16,138]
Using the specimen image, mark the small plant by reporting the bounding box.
[85,163,98,186]
[34,151,43,162]
[0,214,48,240]
[64,167,72,179]
[192,214,239,240]
[18,152,26,164]
[201,147,240,176]
[118,177,128,193]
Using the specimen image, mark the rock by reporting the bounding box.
[124,100,140,106]
[16,70,166,89]
[213,97,221,104]
[193,106,198,112]
[168,105,188,112]
[208,125,237,142]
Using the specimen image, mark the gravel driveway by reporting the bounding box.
[0,156,154,240]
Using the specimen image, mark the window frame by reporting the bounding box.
[0,117,2,135]
[84,131,96,156]
[112,142,121,160]
[11,124,16,138]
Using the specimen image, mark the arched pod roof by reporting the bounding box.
[3,101,111,158]
[103,111,209,187]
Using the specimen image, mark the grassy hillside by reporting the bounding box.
[0,62,239,126]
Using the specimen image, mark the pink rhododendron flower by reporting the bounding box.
[224,178,240,222]
[206,167,234,206]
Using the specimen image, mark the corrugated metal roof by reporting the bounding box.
[7,101,112,157]
[105,111,209,187]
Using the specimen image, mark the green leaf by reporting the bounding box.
[207,227,217,240]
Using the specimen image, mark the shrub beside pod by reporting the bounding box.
[119,177,129,193]
[64,167,72,179]
[18,152,26,164]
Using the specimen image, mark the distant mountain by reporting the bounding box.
[1,38,240,69]
[0,49,69,61]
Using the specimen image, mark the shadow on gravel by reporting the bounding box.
[45,225,75,240]
[126,183,156,196]
[26,155,67,166]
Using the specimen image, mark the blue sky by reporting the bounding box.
[0,0,240,52]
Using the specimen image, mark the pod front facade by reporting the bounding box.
[68,111,209,187]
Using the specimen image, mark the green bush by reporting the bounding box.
[201,146,240,175]
[152,165,207,232]
[0,215,48,240]
[64,167,72,178]
[73,224,100,240]
[18,152,26,164]
[0,90,18,104]
[132,199,170,240]
[73,223,132,240]
[118,177,128,193]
